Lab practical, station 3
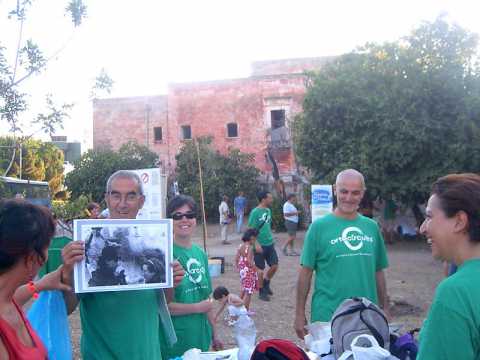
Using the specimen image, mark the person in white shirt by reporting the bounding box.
[219,195,231,245]
[282,194,300,256]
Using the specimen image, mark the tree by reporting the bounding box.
[90,68,114,99]
[0,136,64,194]
[293,17,480,206]
[1,1,87,176]
[175,136,261,221]
[65,141,159,202]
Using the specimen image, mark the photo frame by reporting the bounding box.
[73,219,173,293]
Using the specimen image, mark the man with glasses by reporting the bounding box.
[61,170,184,359]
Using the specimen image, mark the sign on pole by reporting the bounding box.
[130,168,166,220]
[311,184,333,222]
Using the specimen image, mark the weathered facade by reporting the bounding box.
[93,57,330,185]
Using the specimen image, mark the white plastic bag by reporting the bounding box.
[234,315,256,360]
[228,305,256,360]
[337,334,392,360]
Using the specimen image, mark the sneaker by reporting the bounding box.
[289,250,300,256]
[222,241,232,245]
[263,279,273,295]
[259,288,270,301]
[282,247,289,256]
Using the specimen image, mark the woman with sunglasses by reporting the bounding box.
[160,195,222,359]
[417,173,480,359]
[0,199,71,359]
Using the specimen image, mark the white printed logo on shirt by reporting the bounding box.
[329,227,374,251]
[186,258,206,284]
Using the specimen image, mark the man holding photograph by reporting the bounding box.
[61,170,184,359]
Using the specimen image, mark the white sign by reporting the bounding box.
[311,184,333,222]
[130,168,166,220]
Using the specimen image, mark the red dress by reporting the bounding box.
[0,300,48,359]
[237,245,258,294]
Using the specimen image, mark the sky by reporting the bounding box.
[1,0,480,150]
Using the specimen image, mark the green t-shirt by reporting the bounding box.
[80,290,161,360]
[418,259,480,360]
[38,236,71,277]
[248,207,273,246]
[383,199,397,220]
[160,243,212,359]
[301,213,389,322]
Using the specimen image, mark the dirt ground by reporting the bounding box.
[68,223,443,359]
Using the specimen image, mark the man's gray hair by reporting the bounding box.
[106,170,144,195]
[335,169,366,190]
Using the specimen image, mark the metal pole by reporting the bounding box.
[195,139,208,253]
[19,145,22,179]
[145,104,151,148]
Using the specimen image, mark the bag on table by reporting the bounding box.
[389,329,419,360]
[251,339,310,360]
[330,297,390,359]
[337,334,398,360]
[27,290,72,360]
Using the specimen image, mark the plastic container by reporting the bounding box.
[209,256,225,273]
[208,259,222,277]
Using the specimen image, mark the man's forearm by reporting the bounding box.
[63,290,79,315]
[375,270,388,310]
[296,267,313,316]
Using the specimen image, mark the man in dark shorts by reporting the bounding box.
[282,194,301,256]
[248,191,278,301]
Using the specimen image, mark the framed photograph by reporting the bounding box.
[73,219,173,293]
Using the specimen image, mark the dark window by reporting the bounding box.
[271,110,285,129]
[154,127,162,142]
[227,123,238,138]
[181,125,192,140]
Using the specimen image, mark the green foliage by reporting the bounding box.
[65,0,87,27]
[65,141,159,202]
[175,137,261,221]
[90,68,114,99]
[1,0,87,147]
[52,195,90,221]
[293,17,480,205]
[0,136,64,195]
[270,196,286,232]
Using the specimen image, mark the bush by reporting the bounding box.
[176,136,261,221]
[52,195,91,222]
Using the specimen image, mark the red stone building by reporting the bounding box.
[93,57,331,188]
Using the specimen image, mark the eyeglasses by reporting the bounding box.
[171,211,196,220]
[108,192,141,203]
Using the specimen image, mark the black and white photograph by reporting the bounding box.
[73,219,173,293]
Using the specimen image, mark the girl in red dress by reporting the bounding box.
[235,229,259,310]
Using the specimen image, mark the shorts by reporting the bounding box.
[284,219,298,236]
[254,244,278,270]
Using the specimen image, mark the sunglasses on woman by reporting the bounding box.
[171,211,197,220]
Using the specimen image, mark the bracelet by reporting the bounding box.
[27,281,39,300]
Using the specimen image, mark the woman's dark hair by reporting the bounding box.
[0,199,55,273]
[431,173,480,243]
[213,285,229,300]
[166,195,197,218]
[87,202,101,212]
[242,228,258,242]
